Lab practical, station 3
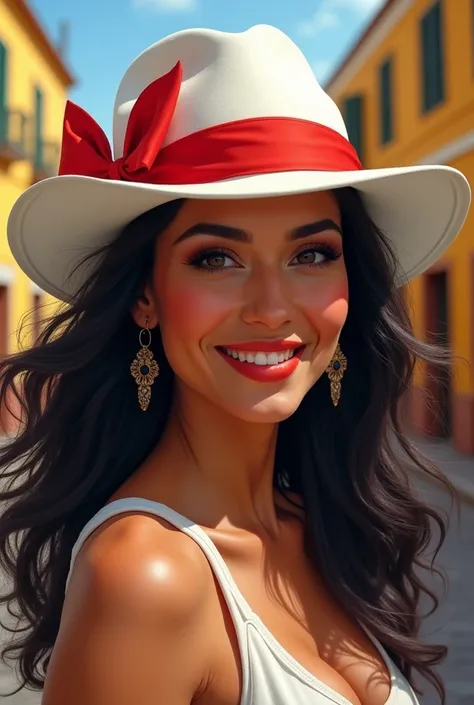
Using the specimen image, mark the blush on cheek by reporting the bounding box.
[321,297,349,327]
[158,284,232,338]
[304,280,349,333]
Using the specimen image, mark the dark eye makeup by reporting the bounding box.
[185,242,342,273]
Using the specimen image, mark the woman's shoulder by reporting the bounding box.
[68,510,214,624]
[44,512,216,703]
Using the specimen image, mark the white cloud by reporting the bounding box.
[298,0,385,37]
[133,0,197,12]
[298,8,339,38]
[336,0,385,11]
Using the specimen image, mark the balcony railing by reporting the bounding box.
[32,140,61,182]
[0,107,28,163]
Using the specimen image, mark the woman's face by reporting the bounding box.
[141,192,349,423]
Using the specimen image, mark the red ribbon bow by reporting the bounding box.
[59,61,183,181]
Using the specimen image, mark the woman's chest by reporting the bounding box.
[197,523,392,705]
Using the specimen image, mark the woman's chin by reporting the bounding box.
[217,391,306,425]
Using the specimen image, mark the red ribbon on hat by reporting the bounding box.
[59,61,362,184]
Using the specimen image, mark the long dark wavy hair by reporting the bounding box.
[0,188,452,701]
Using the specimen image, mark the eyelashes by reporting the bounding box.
[185,243,342,273]
[289,243,342,267]
[186,247,240,272]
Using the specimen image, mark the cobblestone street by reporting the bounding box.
[416,477,474,705]
[0,476,472,704]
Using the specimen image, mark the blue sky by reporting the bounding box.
[30,0,385,137]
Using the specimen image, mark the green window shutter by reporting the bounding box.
[0,41,7,144]
[34,86,44,168]
[472,0,474,73]
[344,95,364,163]
[0,42,6,107]
[432,2,444,103]
[421,1,445,112]
[379,58,393,144]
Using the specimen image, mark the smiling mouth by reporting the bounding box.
[217,346,305,366]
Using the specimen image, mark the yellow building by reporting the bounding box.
[0,0,73,429]
[326,0,474,456]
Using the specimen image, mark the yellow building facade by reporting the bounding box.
[0,0,73,430]
[326,0,474,455]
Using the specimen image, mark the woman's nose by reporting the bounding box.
[240,268,292,330]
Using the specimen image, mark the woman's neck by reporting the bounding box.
[137,385,283,537]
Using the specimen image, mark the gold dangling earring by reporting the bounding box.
[326,344,347,407]
[130,317,159,411]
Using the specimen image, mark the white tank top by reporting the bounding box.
[67,498,420,705]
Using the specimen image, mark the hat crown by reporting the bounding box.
[112,25,348,158]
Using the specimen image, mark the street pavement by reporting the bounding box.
[416,476,474,705]
[0,477,472,704]
[0,603,39,705]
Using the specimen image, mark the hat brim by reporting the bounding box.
[7,165,470,301]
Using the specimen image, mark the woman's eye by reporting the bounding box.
[290,249,327,266]
[298,251,323,265]
[203,254,233,268]
[187,249,240,271]
[201,253,235,269]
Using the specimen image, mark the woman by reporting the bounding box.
[0,25,470,705]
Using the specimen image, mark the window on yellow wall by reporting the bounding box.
[0,41,7,145]
[33,86,44,170]
[420,0,445,113]
[379,57,393,145]
[343,95,365,164]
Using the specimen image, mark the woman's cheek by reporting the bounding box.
[302,278,349,332]
[156,281,233,338]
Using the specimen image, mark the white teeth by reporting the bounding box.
[254,352,267,366]
[266,352,279,365]
[223,348,298,366]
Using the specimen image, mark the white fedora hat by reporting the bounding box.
[7,24,471,301]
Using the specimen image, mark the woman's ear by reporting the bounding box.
[130,284,159,328]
